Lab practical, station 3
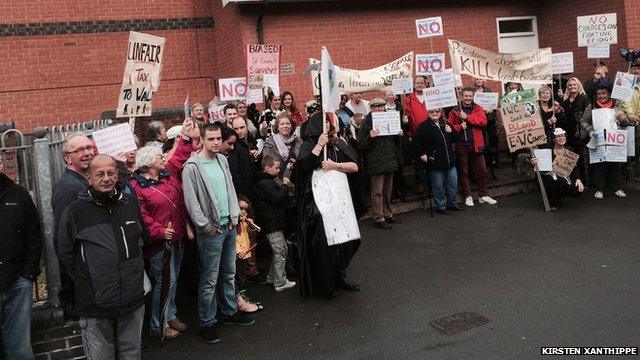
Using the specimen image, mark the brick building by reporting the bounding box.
[1,0,639,133]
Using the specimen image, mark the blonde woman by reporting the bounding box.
[560,77,590,179]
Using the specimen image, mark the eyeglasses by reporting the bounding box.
[428,110,442,114]
[66,145,93,155]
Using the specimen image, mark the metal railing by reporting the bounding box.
[0,119,111,327]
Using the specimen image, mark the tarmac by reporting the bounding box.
[142,189,640,360]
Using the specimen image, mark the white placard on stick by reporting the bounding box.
[589,129,627,163]
[552,52,574,74]
[587,43,610,59]
[423,86,458,109]
[92,123,137,156]
[473,92,500,110]
[311,170,360,246]
[611,71,638,102]
[416,53,445,76]
[218,77,247,102]
[591,108,617,131]
[263,73,280,96]
[392,77,413,95]
[577,13,617,47]
[208,105,226,122]
[432,69,455,88]
[372,111,401,136]
[533,149,552,172]
[415,17,443,38]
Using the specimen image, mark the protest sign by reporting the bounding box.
[577,13,617,47]
[627,127,636,157]
[218,77,247,102]
[424,86,458,109]
[312,170,360,246]
[321,47,340,113]
[552,149,580,178]
[392,77,413,95]
[309,52,414,95]
[589,130,627,163]
[533,149,552,172]
[416,53,445,75]
[263,73,280,96]
[474,92,499,111]
[372,111,401,136]
[246,88,263,104]
[208,105,226,122]
[449,39,552,84]
[587,43,610,59]
[116,31,166,118]
[415,17,443,38]
[499,102,547,152]
[432,68,455,88]
[611,71,638,102]
[500,89,537,108]
[281,63,295,75]
[551,52,574,74]
[246,44,280,90]
[92,123,137,156]
[591,108,617,131]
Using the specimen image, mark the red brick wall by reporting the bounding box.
[0,0,217,132]
[538,0,629,85]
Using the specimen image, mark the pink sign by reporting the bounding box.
[246,44,281,90]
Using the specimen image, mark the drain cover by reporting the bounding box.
[429,311,490,335]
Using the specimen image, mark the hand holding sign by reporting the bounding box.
[370,128,380,138]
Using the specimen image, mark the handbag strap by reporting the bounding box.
[148,185,180,213]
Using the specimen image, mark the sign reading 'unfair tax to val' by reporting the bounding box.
[449,39,552,84]
[500,102,547,152]
[577,13,617,47]
[116,31,166,118]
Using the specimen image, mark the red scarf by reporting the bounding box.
[596,100,613,108]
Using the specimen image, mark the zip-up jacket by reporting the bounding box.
[0,173,42,290]
[413,119,456,171]
[56,188,146,318]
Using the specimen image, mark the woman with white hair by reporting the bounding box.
[129,119,195,340]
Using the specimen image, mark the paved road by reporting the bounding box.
[142,191,640,359]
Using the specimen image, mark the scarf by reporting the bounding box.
[273,132,297,160]
[89,185,122,206]
[596,100,613,108]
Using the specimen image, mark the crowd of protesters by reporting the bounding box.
[1,58,639,359]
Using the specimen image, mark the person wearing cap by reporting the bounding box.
[530,128,585,210]
[357,97,401,229]
[583,63,613,102]
[163,125,183,156]
[621,60,640,166]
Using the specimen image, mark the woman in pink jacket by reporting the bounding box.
[129,119,195,340]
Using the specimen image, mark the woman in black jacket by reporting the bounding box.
[413,108,462,214]
[560,77,591,180]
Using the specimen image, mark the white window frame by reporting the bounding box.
[496,16,538,39]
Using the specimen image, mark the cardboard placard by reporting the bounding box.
[577,13,617,47]
[552,149,580,178]
[372,111,401,136]
[449,39,552,84]
[416,53,445,76]
[499,102,547,152]
[415,17,443,38]
[116,31,166,118]
[92,123,137,156]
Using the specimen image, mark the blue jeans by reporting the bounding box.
[1,276,34,359]
[428,166,458,210]
[197,227,237,327]
[149,243,181,332]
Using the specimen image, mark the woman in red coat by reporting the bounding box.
[129,120,194,340]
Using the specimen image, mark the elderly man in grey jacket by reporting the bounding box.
[182,122,254,346]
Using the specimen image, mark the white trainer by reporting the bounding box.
[594,191,604,199]
[614,189,627,198]
[478,196,497,205]
[275,279,296,292]
[465,196,474,207]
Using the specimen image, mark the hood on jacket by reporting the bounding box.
[132,169,171,187]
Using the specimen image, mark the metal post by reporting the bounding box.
[33,129,64,324]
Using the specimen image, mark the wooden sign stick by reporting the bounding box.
[530,147,551,212]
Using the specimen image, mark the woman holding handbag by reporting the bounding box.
[130,118,196,340]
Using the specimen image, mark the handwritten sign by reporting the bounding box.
[611,71,638,102]
[416,53,445,75]
[552,52,574,74]
[589,129,627,163]
[208,105,225,122]
[577,13,617,47]
[499,102,547,152]
[392,77,413,95]
[116,31,166,118]
[415,17,443,38]
[309,52,414,95]
[474,92,500,110]
[500,89,537,108]
[591,108,617,131]
[311,170,360,246]
[424,86,458,109]
[449,39,552,84]
[92,123,137,156]
[587,43,610,59]
[218,77,247,102]
[372,111,401,136]
[432,68,455,88]
[281,63,295,76]
[246,44,280,90]
[533,149,552,172]
[552,149,580,178]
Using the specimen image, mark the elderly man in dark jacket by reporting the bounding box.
[357,97,402,229]
[0,158,42,359]
[57,155,146,359]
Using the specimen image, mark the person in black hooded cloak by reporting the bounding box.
[295,111,362,299]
